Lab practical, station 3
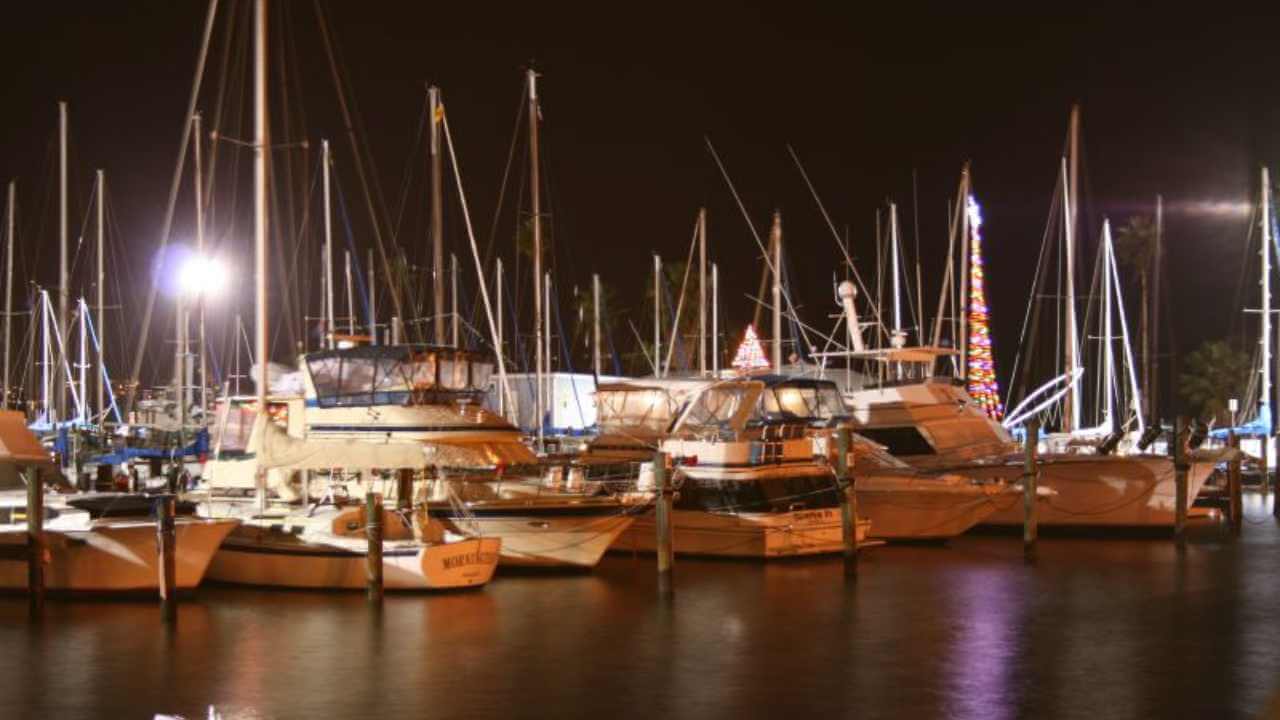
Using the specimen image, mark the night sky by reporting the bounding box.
[0,3,1273,413]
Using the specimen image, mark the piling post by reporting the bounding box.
[1023,419,1039,562]
[1229,432,1243,536]
[26,466,43,617]
[396,469,413,511]
[366,491,384,603]
[155,494,177,623]
[1173,416,1189,541]
[835,427,858,579]
[654,452,674,596]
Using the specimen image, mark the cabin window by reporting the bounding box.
[596,389,675,433]
[439,357,469,390]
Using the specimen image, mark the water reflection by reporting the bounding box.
[3,509,1280,718]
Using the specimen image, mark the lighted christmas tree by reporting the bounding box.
[966,195,1003,419]
[731,324,770,372]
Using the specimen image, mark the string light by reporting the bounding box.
[731,324,770,372]
[966,195,1003,419]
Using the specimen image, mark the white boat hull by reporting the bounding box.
[979,454,1221,527]
[855,474,1018,539]
[0,518,237,593]
[206,525,500,590]
[614,507,870,559]
[438,511,635,568]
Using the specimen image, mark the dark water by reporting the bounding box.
[5,494,1280,720]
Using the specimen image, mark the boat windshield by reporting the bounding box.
[680,384,754,431]
[306,346,492,408]
[596,388,678,433]
[761,383,848,421]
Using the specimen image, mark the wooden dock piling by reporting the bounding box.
[26,466,43,617]
[1229,432,1243,536]
[365,491,384,603]
[155,494,177,623]
[835,427,858,579]
[1174,416,1188,542]
[1022,420,1039,562]
[654,452,674,596]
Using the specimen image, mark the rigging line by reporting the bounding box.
[785,143,879,322]
[482,84,529,272]
[388,93,430,247]
[912,168,924,339]
[627,319,657,375]
[1006,177,1061,411]
[313,0,405,333]
[663,216,701,374]
[127,0,220,416]
[705,138,815,354]
[332,168,372,324]
[744,294,843,349]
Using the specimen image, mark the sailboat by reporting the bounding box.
[193,0,500,591]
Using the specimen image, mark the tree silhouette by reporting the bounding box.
[1178,339,1250,425]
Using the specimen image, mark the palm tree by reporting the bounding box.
[1114,214,1157,418]
[1179,340,1251,425]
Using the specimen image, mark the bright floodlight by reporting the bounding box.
[179,255,228,298]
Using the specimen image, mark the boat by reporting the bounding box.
[201,407,499,590]
[613,379,870,558]
[0,410,235,593]
[203,344,635,570]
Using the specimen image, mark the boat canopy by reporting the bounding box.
[305,345,494,408]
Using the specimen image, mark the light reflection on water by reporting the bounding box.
[3,500,1280,718]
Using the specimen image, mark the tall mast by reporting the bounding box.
[451,253,459,347]
[770,211,782,370]
[367,248,376,344]
[78,300,87,421]
[4,181,14,409]
[496,257,505,415]
[544,272,552,382]
[1150,194,1163,420]
[712,263,719,376]
[95,170,105,420]
[592,273,601,377]
[1062,157,1081,433]
[528,69,544,450]
[253,0,269,511]
[57,100,68,422]
[890,202,902,337]
[429,85,445,345]
[322,139,335,349]
[698,207,706,375]
[41,292,50,421]
[653,254,661,377]
[193,112,207,417]
[1102,220,1115,432]
[1261,167,1273,430]
[345,250,354,335]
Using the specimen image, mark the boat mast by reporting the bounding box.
[497,256,505,415]
[592,273,601,377]
[1261,167,1273,439]
[345,251,354,335]
[1102,220,1115,432]
[712,262,719,375]
[77,299,87,421]
[367,248,376,344]
[429,85,445,346]
[322,139,335,349]
[653,254,661,377]
[544,272,552,382]
[1149,194,1163,420]
[41,291,50,422]
[698,207,706,375]
[771,211,783,369]
[528,69,544,450]
[890,202,902,339]
[1063,106,1082,433]
[1062,157,1081,433]
[253,0,269,511]
[95,170,105,420]
[4,181,14,409]
[57,100,68,423]
[193,112,207,417]
[451,253,459,347]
